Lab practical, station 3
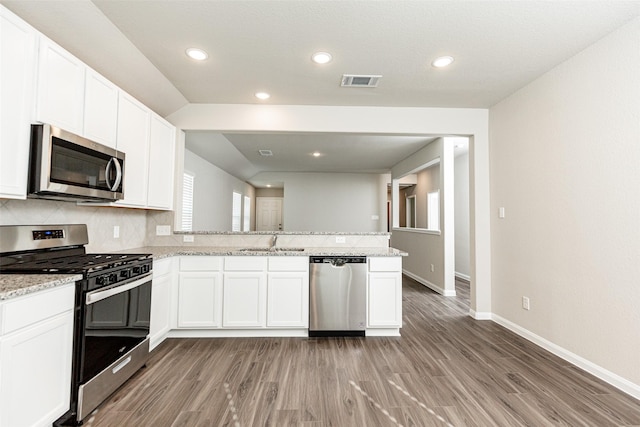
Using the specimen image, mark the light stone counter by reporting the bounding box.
[0,274,82,301]
[116,246,408,259]
[0,245,406,301]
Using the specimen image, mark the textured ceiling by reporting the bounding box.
[3,0,639,182]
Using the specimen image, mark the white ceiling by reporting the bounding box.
[3,0,639,183]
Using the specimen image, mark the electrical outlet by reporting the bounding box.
[183,235,194,243]
[113,225,120,239]
[522,296,530,310]
[156,225,171,236]
[336,236,346,244]
[430,264,435,272]
[499,207,506,218]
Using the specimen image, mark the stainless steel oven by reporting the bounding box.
[77,264,152,421]
[0,224,151,426]
[29,124,125,202]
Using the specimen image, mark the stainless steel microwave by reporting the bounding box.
[29,124,125,202]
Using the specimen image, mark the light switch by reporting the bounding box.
[183,235,194,243]
[113,225,120,239]
[499,207,505,219]
[336,236,346,244]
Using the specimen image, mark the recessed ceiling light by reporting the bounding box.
[311,52,332,64]
[266,184,272,188]
[186,48,208,61]
[255,92,270,100]
[312,152,321,157]
[432,56,454,68]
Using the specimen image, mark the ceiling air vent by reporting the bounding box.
[258,149,273,156]
[341,74,382,88]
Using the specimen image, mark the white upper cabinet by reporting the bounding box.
[0,6,37,199]
[83,69,119,149]
[1,5,176,209]
[147,114,176,210]
[116,92,150,207]
[36,36,85,135]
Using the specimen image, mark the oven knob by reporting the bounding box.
[110,273,118,283]
[96,276,105,286]
[133,266,141,275]
[120,269,130,279]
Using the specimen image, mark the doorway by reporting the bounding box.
[256,197,283,231]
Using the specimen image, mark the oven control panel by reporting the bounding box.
[32,229,64,240]
[93,262,152,288]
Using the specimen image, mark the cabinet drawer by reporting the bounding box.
[268,257,309,272]
[368,257,402,272]
[153,258,173,276]
[180,256,223,271]
[224,256,268,271]
[1,284,74,335]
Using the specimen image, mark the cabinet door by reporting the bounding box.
[368,272,402,328]
[83,69,118,148]
[223,272,267,328]
[178,272,222,328]
[150,269,173,350]
[36,36,85,135]
[116,92,149,207]
[0,7,37,199]
[0,311,74,427]
[147,114,176,209]
[267,272,308,328]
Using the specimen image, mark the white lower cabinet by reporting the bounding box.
[170,255,401,335]
[150,258,174,350]
[0,284,75,427]
[367,257,403,328]
[177,257,223,328]
[222,257,268,328]
[178,272,223,328]
[267,257,309,328]
[223,272,267,328]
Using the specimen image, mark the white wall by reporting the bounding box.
[166,104,491,316]
[390,138,456,296]
[455,152,470,279]
[251,172,384,232]
[185,149,255,231]
[489,18,640,394]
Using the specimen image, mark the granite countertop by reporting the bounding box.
[0,274,82,301]
[116,246,408,259]
[0,245,406,301]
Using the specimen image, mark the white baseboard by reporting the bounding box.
[492,314,640,400]
[455,272,471,282]
[403,269,456,296]
[469,309,492,320]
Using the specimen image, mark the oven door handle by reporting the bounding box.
[86,274,151,305]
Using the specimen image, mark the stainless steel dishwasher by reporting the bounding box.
[309,256,367,337]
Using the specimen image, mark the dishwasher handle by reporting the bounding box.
[309,256,367,266]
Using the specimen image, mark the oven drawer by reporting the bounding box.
[77,338,150,421]
[1,284,74,335]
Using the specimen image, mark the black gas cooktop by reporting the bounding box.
[0,253,152,274]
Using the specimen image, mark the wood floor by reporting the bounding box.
[84,277,640,426]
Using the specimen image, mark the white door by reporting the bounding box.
[256,197,283,231]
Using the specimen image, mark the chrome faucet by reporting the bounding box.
[269,234,278,251]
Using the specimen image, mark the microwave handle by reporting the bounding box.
[105,157,123,191]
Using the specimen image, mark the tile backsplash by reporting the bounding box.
[0,199,147,253]
[1,200,390,252]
